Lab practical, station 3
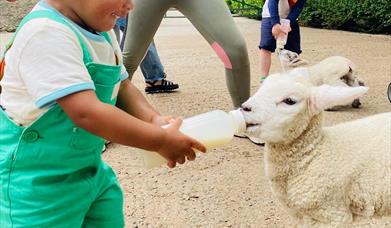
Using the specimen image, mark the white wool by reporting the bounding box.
[242,71,390,227]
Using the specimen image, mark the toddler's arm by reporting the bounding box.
[57,90,206,168]
[116,79,161,123]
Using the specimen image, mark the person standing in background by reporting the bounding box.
[259,0,307,82]
[122,0,251,109]
[114,16,179,93]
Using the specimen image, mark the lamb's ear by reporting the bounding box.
[310,84,368,113]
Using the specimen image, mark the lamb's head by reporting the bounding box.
[278,49,308,70]
[241,72,368,144]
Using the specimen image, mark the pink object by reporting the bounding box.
[211,42,232,69]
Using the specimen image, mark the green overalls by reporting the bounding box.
[0,10,124,227]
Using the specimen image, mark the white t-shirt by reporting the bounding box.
[0,1,128,126]
[262,0,290,19]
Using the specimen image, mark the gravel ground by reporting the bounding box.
[1,1,391,227]
[0,0,38,32]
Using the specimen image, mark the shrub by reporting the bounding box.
[225,0,264,20]
[300,0,391,34]
[225,0,391,34]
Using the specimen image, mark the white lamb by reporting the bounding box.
[286,55,365,109]
[299,56,365,109]
[305,56,363,88]
[241,71,391,227]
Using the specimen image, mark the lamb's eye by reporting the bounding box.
[282,97,297,105]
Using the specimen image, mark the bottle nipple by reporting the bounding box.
[228,109,246,135]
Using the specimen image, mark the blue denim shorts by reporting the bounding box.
[259,17,302,54]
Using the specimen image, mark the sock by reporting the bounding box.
[260,75,267,83]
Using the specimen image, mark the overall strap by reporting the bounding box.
[99,31,120,65]
[100,32,113,47]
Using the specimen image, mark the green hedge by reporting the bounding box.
[225,0,264,19]
[300,0,391,34]
[225,0,391,34]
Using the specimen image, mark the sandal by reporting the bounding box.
[145,79,179,94]
[101,140,111,154]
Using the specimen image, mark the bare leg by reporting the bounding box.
[260,48,272,77]
[122,0,170,80]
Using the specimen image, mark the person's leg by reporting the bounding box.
[259,49,272,78]
[114,17,127,46]
[176,0,250,108]
[280,20,307,67]
[140,42,165,81]
[122,0,171,80]
[141,42,179,93]
[119,15,128,50]
[284,20,301,54]
[259,18,276,80]
[113,24,121,44]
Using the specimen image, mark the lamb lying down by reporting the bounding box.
[299,56,365,109]
[241,72,390,227]
[279,52,365,109]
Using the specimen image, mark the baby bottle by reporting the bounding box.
[276,18,291,50]
[142,109,246,168]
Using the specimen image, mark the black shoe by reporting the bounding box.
[145,79,179,94]
[101,141,111,154]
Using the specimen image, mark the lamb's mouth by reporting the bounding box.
[246,122,260,131]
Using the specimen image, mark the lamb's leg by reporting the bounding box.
[303,201,353,228]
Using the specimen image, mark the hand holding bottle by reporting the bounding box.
[156,117,206,168]
[280,20,292,34]
[142,110,246,168]
[273,19,291,50]
[272,20,291,37]
[151,115,174,126]
[272,24,286,38]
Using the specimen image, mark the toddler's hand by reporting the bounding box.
[157,117,206,168]
[151,115,174,126]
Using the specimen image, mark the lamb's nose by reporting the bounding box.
[240,105,252,112]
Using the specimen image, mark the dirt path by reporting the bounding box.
[0,0,38,32]
[1,12,391,228]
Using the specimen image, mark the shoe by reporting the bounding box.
[234,133,265,146]
[101,140,111,154]
[145,79,179,94]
